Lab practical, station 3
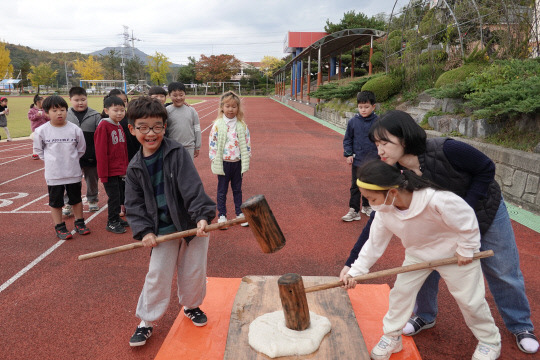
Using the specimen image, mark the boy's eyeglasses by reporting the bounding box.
[135,125,164,134]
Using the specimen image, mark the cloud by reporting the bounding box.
[2,0,397,64]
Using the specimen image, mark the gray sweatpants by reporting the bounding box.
[136,236,209,322]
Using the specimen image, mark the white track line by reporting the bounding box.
[0,168,44,186]
[0,144,31,152]
[0,204,108,294]
[11,193,48,212]
[0,155,31,165]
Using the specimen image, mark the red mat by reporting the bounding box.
[155,278,421,359]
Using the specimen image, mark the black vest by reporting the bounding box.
[418,138,501,234]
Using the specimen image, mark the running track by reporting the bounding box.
[0,97,538,359]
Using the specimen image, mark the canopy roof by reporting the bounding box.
[274,28,386,76]
[0,79,22,84]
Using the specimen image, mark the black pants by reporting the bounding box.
[349,165,369,211]
[217,161,243,217]
[103,176,125,223]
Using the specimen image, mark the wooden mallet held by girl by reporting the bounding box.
[78,195,285,260]
[278,250,494,331]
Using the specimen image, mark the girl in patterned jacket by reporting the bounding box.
[209,91,251,228]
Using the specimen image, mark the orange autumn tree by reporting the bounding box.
[195,54,242,83]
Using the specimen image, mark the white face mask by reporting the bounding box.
[371,191,396,213]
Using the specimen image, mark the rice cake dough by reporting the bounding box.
[248,310,331,358]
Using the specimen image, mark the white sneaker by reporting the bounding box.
[62,205,73,217]
[341,207,361,222]
[218,215,228,230]
[472,342,501,360]
[236,213,249,227]
[371,335,403,360]
[88,202,99,211]
[361,205,373,216]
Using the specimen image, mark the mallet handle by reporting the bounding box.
[304,250,494,293]
[78,217,246,261]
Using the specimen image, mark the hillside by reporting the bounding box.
[89,46,181,67]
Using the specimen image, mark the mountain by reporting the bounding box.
[89,47,182,67]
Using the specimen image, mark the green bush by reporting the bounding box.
[361,74,402,102]
[309,77,373,100]
[370,52,385,71]
[418,50,448,65]
[429,59,540,120]
[387,30,402,40]
[434,63,484,88]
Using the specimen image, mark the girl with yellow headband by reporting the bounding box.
[342,160,501,360]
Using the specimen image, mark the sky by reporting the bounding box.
[1,0,402,65]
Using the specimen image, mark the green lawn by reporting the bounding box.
[1,95,200,140]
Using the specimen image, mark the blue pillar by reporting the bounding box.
[330,56,337,77]
[295,48,303,94]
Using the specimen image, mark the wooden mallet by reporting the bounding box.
[278,250,494,331]
[78,194,285,260]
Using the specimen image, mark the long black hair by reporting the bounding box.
[369,110,427,155]
[357,160,443,193]
[30,94,43,109]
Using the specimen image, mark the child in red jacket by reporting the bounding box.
[94,96,129,234]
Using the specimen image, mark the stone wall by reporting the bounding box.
[429,132,540,214]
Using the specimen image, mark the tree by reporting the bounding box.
[0,42,14,78]
[195,54,242,83]
[125,56,145,84]
[324,10,387,33]
[146,52,171,85]
[27,63,58,90]
[260,56,285,77]
[177,56,198,84]
[73,55,104,80]
[20,60,32,87]
[100,49,122,80]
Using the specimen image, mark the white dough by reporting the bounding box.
[248,310,331,358]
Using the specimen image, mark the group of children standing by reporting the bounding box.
[29,84,251,347]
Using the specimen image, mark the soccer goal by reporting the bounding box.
[79,80,127,95]
[205,82,241,96]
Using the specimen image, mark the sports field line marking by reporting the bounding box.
[0,143,30,152]
[0,168,43,186]
[12,193,48,211]
[0,155,31,165]
[0,204,107,295]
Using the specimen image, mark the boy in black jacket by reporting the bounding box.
[342,91,379,222]
[65,86,102,214]
[124,96,216,347]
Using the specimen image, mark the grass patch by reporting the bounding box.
[483,123,540,152]
[0,95,200,139]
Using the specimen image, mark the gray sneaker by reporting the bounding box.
[342,208,361,222]
[88,202,99,211]
[361,206,373,216]
[62,205,73,217]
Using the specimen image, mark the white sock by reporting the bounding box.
[520,337,539,353]
[139,320,153,328]
[402,322,415,335]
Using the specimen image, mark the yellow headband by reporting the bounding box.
[357,179,399,191]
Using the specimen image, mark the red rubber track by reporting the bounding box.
[0,97,538,359]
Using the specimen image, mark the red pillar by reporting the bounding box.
[300,72,304,101]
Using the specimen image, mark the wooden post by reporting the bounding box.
[278,273,310,331]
